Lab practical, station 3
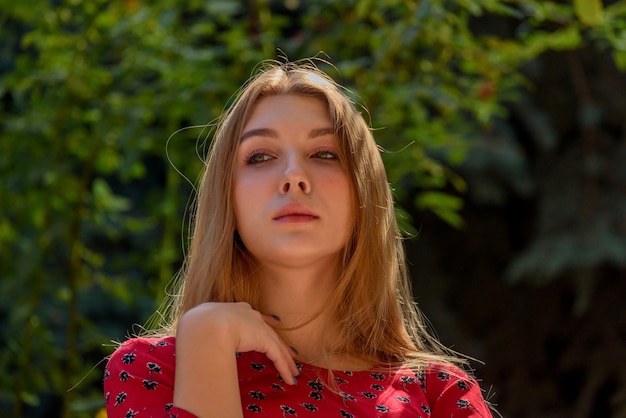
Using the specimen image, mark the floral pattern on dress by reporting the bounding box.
[104,337,491,418]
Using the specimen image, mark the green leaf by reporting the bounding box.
[92,178,131,212]
[613,50,626,71]
[415,191,465,228]
[574,0,604,26]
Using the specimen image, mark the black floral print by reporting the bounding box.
[104,337,491,418]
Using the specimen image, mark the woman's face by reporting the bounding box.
[233,94,354,270]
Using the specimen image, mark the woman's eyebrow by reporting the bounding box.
[240,128,278,142]
[240,127,335,142]
[308,127,335,138]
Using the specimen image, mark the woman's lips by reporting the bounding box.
[272,203,319,223]
[274,214,318,223]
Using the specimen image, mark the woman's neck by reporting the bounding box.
[257,263,333,316]
[254,262,338,360]
[253,262,376,371]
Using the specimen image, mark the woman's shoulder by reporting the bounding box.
[105,336,177,373]
[103,336,194,417]
[423,362,476,382]
[109,335,176,354]
[421,362,492,417]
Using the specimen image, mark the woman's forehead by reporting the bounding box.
[244,94,331,126]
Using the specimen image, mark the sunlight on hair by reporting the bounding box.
[304,71,332,88]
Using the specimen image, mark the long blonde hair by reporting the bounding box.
[158,60,463,369]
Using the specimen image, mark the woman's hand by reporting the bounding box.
[182,302,298,383]
[173,302,299,418]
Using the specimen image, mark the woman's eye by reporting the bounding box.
[312,150,338,160]
[245,151,273,165]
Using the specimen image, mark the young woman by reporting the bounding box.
[104,61,492,417]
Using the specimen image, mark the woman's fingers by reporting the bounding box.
[264,313,282,323]
[227,304,299,385]
[261,338,299,385]
[260,313,300,385]
[183,303,299,385]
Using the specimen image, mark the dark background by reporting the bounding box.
[2,1,625,417]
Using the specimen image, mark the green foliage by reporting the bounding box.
[1,0,625,416]
[574,0,605,27]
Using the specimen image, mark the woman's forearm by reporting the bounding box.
[173,309,244,418]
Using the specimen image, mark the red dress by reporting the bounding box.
[104,337,491,417]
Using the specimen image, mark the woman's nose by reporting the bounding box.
[280,156,311,194]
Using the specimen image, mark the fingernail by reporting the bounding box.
[290,346,299,355]
[292,375,298,385]
[271,314,281,321]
